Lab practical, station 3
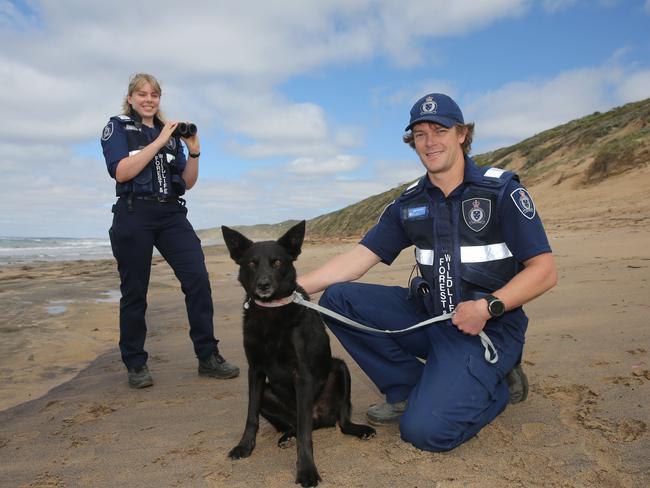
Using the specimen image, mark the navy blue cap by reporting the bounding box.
[405,93,464,131]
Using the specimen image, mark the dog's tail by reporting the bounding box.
[331,358,376,439]
[331,358,354,427]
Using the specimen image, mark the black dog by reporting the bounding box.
[222,220,375,487]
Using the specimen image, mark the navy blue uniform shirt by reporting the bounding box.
[361,159,551,266]
[360,158,551,340]
[101,119,187,184]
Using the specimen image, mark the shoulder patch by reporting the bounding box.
[101,121,114,141]
[510,187,536,220]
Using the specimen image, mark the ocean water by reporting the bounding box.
[0,236,114,266]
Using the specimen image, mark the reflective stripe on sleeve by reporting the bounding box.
[460,243,513,263]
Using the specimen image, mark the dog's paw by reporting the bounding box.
[228,444,254,460]
[296,466,321,487]
[341,422,376,440]
[360,425,376,440]
[278,431,296,448]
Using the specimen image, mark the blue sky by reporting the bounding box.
[1,0,649,237]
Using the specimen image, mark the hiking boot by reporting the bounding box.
[506,363,529,404]
[198,352,240,379]
[367,400,407,425]
[127,364,153,389]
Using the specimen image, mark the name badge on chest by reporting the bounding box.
[404,205,429,220]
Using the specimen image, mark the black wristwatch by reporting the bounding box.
[485,294,505,318]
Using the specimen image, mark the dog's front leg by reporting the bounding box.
[228,367,265,459]
[294,372,320,487]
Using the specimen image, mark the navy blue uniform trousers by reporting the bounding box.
[109,197,218,369]
[319,282,522,452]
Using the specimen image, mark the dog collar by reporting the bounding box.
[244,292,297,310]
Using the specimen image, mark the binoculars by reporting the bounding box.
[172,122,197,138]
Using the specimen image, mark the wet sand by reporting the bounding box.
[1,167,649,487]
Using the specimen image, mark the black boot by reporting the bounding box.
[198,352,240,379]
[506,363,529,404]
[127,364,154,389]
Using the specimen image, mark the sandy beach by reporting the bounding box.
[1,167,649,487]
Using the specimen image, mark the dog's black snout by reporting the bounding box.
[256,277,272,292]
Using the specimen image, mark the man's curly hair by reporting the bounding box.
[403,123,475,155]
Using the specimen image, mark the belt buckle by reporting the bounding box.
[157,195,168,203]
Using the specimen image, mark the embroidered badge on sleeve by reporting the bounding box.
[510,187,536,220]
[101,121,114,141]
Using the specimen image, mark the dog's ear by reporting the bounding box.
[277,220,305,260]
[221,226,253,263]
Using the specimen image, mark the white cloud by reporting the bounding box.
[615,69,650,102]
[0,1,529,143]
[204,87,331,155]
[465,65,633,148]
[373,79,458,112]
[374,0,527,66]
[542,0,579,13]
[375,159,423,186]
[186,174,390,229]
[0,57,120,143]
[2,142,114,237]
[285,155,365,176]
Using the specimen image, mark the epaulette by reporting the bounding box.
[397,176,426,201]
[476,166,519,188]
[109,114,142,131]
[110,114,133,123]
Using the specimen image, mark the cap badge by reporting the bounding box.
[420,96,437,115]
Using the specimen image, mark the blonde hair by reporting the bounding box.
[121,73,165,122]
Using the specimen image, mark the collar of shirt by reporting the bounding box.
[463,155,484,185]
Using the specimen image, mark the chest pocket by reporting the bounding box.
[401,199,434,255]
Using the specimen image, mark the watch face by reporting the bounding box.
[489,299,505,317]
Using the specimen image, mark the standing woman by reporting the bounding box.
[101,73,239,388]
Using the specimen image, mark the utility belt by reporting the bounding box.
[119,193,186,212]
[133,194,182,204]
